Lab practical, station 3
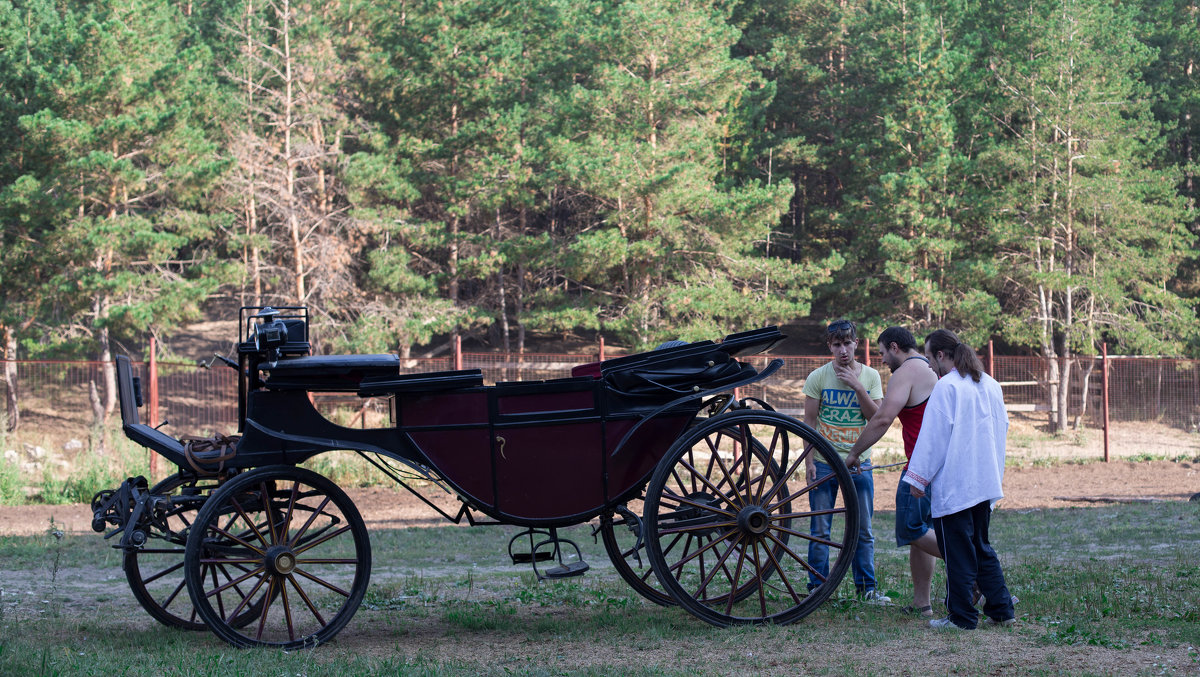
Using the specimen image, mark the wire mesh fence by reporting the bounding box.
[2,353,1199,443]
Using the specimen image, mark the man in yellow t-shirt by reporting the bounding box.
[803,319,886,603]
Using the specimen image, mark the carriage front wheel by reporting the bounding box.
[642,410,860,626]
[184,465,371,648]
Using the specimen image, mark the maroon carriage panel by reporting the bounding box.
[398,392,488,426]
[603,413,694,501]
[492,421,605,520]
[409,428,495,506]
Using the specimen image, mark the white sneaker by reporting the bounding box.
[929,617,968,629]
[861,589,892,606]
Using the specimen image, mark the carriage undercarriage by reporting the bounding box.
[91,307,861,648]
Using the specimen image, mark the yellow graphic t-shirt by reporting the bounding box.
[802,361,883,459]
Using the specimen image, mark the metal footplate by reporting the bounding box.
[507,528,591,580]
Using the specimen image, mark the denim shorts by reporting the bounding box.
[895,471,932,546]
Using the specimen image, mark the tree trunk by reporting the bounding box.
[3,326,18,432]
[1074,356,1095,430]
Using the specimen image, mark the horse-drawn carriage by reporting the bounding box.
[91,307,860,648]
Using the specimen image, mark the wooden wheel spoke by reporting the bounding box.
[769,506,847,522]
[659,489,737,520]
[293,566,352,598]
[761,446,814,507]
[759,533,805,604]
[142,559,185,585]
[280,482,301,548]
[657,519,737,536]
[229,495,271,549]
[721,537,751,616]
[756,426,788,504]
[287,495,334,548]
[287,574,328,628]
[279,576,296,641]
[295,557,359,565]
[160,576,188,610]
[260,481,281,544]
[706,434,748,509]
[255,576,278,641]
[205,562,266,600]
[206,520,267,556]
[765,530,824,582]
[675,458,743,513]
[666,526,739,574]
[767,474,839,512]
[293,524,351,555]
[751,540,769,617]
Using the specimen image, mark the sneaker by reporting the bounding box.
[983,616,1016,627]
[929,617,969,629]
[861,590,892,606]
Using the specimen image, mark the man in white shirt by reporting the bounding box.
[902,329,1016,629]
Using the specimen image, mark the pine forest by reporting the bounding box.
[1,0,1197,368]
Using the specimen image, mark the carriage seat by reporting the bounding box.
[357,368,484,396]
[262,354,400,391]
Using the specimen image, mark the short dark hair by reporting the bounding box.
[877,326,916,352]
[925,328,984,382]
[826,319,857,343]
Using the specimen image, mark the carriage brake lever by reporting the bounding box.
[199,354,239,370]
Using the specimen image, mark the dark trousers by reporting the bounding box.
[933,501,1014,629]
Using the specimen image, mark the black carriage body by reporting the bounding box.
[115,308,783,528]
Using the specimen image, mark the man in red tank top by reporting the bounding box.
[846,326,940,615]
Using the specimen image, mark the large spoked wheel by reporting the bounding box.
[184,466,371,648]
[643,410,859,627]
[600,499,673,606]
[124,473,241,630]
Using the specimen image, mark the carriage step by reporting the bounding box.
[542,561,590,579]
[510,552,555,563]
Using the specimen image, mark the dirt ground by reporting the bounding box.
[4,414,1199,536]
[2,429,1198,675]
[3,459,1197,537]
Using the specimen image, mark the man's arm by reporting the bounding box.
[846,369,913,468]
[804,395,820,480]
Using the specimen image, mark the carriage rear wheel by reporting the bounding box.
[600,499,673,606]
[184,466,371,648]
[643,410,859,626]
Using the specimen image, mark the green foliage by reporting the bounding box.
[0,0,1199,362]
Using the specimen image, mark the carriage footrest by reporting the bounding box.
[510,552,555,563]
[542,561,590,579]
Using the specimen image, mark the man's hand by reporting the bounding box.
[845,452,861,472]
[909,484,926,498]
[833,361,862,389]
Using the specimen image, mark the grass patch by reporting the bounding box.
[0,502,1197,675]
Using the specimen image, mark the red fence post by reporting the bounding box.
[1102,342,1110,463]
[454,335,463,371]
[148,337,159,478]
[863,339,870,367]
[987,340,994,376]
[599,336,605,362]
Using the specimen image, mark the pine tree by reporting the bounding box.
[9,0,229,420]
[983,0,1195,431]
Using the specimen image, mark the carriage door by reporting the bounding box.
[492,380,604,521]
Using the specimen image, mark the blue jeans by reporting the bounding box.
[807,461,876,593]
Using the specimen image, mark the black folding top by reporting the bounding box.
[599,326,783,376]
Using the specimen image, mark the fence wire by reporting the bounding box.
[2,354,1199,440]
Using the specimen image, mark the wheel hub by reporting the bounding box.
[736,504,771,535]
[265,545,297,576]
